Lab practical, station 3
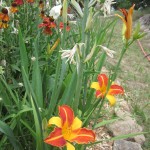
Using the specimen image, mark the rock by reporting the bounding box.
[107,119,143,137]
[113,140,143,150]
[108,100,146,145]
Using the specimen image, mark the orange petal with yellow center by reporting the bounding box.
[59,105,74,127]
[97,74,108,89]
[44,127,66,147]
[108,85,124,95]
[48,117,62,128]
[70,128,95,144]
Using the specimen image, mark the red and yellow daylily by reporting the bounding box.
[44,105,95,150]
[115,4,135,40]
[91,74,124,106]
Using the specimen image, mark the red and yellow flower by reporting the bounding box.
[44,105,95,149]
[0,8,9,22]
[115,4,135,40]
[10,2,18,14]
[91,74,124,106]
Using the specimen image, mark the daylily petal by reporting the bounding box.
[126,4,135,40]
[106,95,116,106]
[48,117,62,128]
[59,105,74,127]
[96,90,104,98]
[108,84,124,95]
[66,142,75,150]
[90,82,100,90]
[70,128,95,144]
[97,74,108,89]
[44,127,66,147]
[71,117,82,130]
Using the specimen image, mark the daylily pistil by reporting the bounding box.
[91,74,124,106]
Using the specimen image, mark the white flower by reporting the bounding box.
[31,56,36,61]
[60,43,84,64]
[49,5,62,20]
[11,27,18,34]
[101,0,116,17]
[18,82,23,87]
[100,45,116,58]
[1,59,6,67]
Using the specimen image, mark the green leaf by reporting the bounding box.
[19,27,29,74]
[110,132,148,141]
[32,33,43,108]
[0,120,21,150]
[94,118,120,129]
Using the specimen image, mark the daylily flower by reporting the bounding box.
[60,43,84,64]
[0,8,9,22]
[14,0,24,5]
[91,74,124,106]
[59,22,70,31]
[10,2,18,13]
[115,4,135,40]
[44,105,95,150]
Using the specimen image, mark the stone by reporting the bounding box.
[107,119,142,136]
[113,140,143,150]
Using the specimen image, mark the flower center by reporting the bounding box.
[62,125,72,140]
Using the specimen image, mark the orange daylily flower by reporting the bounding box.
[10,2,18,14]
[91,74,124,106]
[0,8,9,22]
[0,20,8,29]
[115,4,135,40]
[44,105,95,150]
